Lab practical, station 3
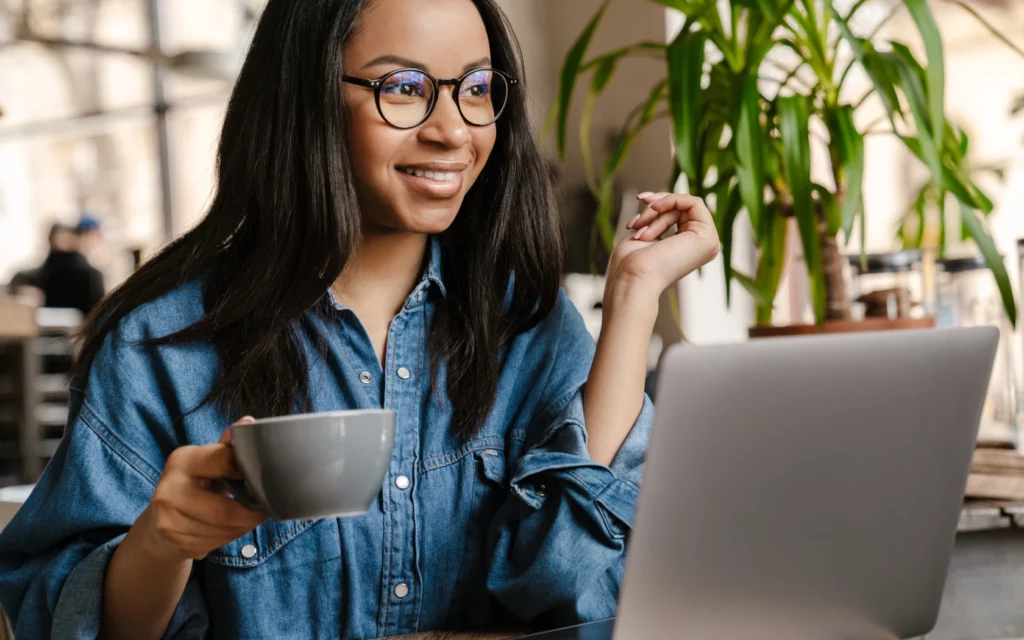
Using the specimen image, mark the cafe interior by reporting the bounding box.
[0,0,1023,638]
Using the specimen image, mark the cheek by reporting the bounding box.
[347,121,398,187]
[470,128,497,180]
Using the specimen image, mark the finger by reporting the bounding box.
[648,193,707,215]
[164,474,266,529]
[628,194,673,230]
[622,190,671,228]
[634,210,685,241]
[637,191,671,204]
[220,416,255,446]
[169,443,240,480]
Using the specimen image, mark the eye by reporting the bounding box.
[381,72,427,97]
[462,84,489,97]
[460,72,492,98]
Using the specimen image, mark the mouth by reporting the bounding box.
[397,167,461,182]
[395,163,468,199]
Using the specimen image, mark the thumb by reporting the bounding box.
[220,416,255,445]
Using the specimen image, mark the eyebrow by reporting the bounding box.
[361,55,493,75]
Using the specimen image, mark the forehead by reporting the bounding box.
[346,0,491,76]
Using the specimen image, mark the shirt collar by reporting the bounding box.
[324,235,446,311]
[423,234,447,298]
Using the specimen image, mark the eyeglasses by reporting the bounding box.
[342,67,517,129]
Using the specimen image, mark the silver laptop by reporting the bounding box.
[519,327,998,639]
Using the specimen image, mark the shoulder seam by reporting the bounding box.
[78,402,162,487]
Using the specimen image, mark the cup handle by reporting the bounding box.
[222,477,263,511]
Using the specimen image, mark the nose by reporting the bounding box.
[417,88,471,149]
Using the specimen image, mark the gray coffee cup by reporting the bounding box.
[226,409,396,521]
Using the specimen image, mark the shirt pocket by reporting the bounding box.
[200,518,342,637]
[449,447,508,624]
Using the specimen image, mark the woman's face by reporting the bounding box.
[343,0,497,235]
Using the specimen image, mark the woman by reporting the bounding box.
[0,0,719,638]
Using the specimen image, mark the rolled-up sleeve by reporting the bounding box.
[0,408,208,639]
[485,291,655,626]
[0,320,210,639]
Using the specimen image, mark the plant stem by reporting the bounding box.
[943,0,1024,59]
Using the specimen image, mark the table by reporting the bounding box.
[381,633,516,639]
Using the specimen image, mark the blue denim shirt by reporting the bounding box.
[0,239,653,639]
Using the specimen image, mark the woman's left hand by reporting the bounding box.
[606,191,721,298]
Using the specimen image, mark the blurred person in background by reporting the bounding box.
[75,214,103,259]
[7,222,105,315]
[0,1,718,638]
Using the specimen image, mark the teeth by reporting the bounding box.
[400,168,458,182]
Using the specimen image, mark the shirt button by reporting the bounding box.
[417,291,424,302]
[397,367,411,380]
[535,484,547,498]
[395,475,410,490]
[394,583,410,598]
[241,544,257,559]
[359,372,372,384]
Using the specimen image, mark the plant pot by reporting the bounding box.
[748,317,936,339]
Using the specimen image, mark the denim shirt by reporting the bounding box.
[0,239,654,639]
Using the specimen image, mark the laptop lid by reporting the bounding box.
[613,327,997,639]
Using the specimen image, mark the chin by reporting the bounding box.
[391,202,462,234]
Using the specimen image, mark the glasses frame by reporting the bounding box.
[342,67,518,130]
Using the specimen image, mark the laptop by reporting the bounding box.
[518,327,998,639]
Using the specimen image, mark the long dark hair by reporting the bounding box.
[74,0,563,437]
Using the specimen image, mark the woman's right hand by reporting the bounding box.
[139,417,267,561]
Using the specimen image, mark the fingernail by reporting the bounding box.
[627,214,641,229]
[637,192,654,200]
[633,226,648,240]
[238,416,255,424]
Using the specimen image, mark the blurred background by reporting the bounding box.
[1,4,1024,637]
[0,0,1022,478]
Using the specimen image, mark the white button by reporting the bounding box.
[359,371,372,384]
[241,544,257,559]
[417,291,424,301]
[397,367,411,380]
[394,583,409,598]
[395,475,410,490]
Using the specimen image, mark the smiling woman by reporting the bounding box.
[0,0,719,638]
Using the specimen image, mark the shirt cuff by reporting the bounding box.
[52,535,206,639]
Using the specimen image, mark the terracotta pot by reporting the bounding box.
[748,316,935,339]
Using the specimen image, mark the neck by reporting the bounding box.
[333,229,429,317]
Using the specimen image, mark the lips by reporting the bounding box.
[398,167,460,183]
[395,162,469,199]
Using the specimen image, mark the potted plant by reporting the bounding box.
[550,0,1020,334]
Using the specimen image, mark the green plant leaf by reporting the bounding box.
[668,30,707,179]
[735,76,765,240]
[592,79,669,253]
[552,0,610,159]
[647,0,701,12]
[960,202,1017,328]
[594,176,617,253]
[778,94,825,324]
[904,0,946,182]
[754,208,788,325]
[900,135,993,214]
[581,56,621,194]
[831,7,900,123]
[813,183,841,237]
[714,177,742,304]
[831,105,864,239]
[602,80,668,178]
[888,46,943,192]
[732,270,775,307]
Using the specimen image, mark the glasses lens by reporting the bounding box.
[458,70,508,126]
[378,70,434,128]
